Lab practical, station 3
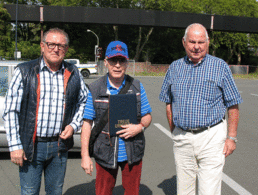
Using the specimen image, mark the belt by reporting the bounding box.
[36,136,59,142]
[180,117,225,134]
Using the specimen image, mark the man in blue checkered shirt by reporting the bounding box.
[159,23,242,195]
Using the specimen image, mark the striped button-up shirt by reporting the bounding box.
[159,54,243,130]
[3,59,88,151]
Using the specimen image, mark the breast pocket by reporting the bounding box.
[95,100,108,119]
[170,83,183,101]
[201,80,218,101]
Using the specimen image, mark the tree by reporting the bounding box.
[3,0,258,64]
[195,0,258,64]
[0,5,12,59]
[156,0,258,64]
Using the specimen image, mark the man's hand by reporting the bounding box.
[81,156,94,176]
[60,125,74,140]
[223,138,236,157]
[10,149,27,167]
[116,124,142,139]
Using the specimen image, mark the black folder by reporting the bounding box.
[109,94,137,136]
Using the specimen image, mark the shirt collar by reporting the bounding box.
[106,73,126,91]
[40,58,65,72]
[185,54,207,67]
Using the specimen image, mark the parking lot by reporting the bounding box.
[0,76,257,195]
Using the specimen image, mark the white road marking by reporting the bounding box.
[153,123,253,195]
[250,93,258,97]
[154,123,173,139]
[222,173,253,195]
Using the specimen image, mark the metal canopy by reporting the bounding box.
[4,4,258,33]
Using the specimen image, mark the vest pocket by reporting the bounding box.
[95,101,108,119]
[133,134,145,158]
[94,133,113,163]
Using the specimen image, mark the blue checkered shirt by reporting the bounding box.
[3,59,88,151]
[159,54,243,130]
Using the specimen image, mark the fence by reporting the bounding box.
[229,65,249,74]
[97,61,257,75]
[229,65,258,74]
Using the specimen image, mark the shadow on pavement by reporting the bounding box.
[63,179,153,195]
[1,151,82,160]
[0,152,10,160]
[157,175,177,195]
[68,152,81,159]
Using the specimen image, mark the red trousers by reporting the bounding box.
[95,160,142,195]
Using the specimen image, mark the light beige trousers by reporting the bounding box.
[172,120,227,195]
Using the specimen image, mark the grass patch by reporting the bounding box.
[135,71,258,79]
[233,73,258,80]
[135,71,166,76]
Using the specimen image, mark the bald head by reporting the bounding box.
[182,23,210,64]
[183,23,209,41]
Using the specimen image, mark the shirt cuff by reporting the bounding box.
[9,144,23,152]
[225,99,243,108]
[69,122,79,133]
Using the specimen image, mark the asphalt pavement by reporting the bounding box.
[0,76,257,195]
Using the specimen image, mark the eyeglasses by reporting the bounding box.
[44,42,68,50]
[107,58,128,65]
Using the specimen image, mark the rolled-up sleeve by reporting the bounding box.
[159,65,172,103]
[222,65,243,108]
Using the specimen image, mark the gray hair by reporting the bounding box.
[183,23,209,41]
[42,28,69,45]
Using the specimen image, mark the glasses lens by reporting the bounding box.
[45,42,66,50]
[109,58,127,64]
[48,43,56,49]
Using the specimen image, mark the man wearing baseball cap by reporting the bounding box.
[81,40,152,195]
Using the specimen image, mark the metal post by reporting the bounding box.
[87,29,99,64]
[40,6,44,43]
[210,14,214,30]
[15,0,18,61]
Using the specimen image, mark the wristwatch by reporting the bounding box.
[228,136,238,143]
[140,123,146,132]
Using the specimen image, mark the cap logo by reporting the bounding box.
[111,45,126,53]
[116,45,122,51]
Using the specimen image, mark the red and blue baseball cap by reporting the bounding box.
[105,41,129,59]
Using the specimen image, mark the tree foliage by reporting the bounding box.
[1,0,258,65]
[0,5,12,59]
[195,0,258,64]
